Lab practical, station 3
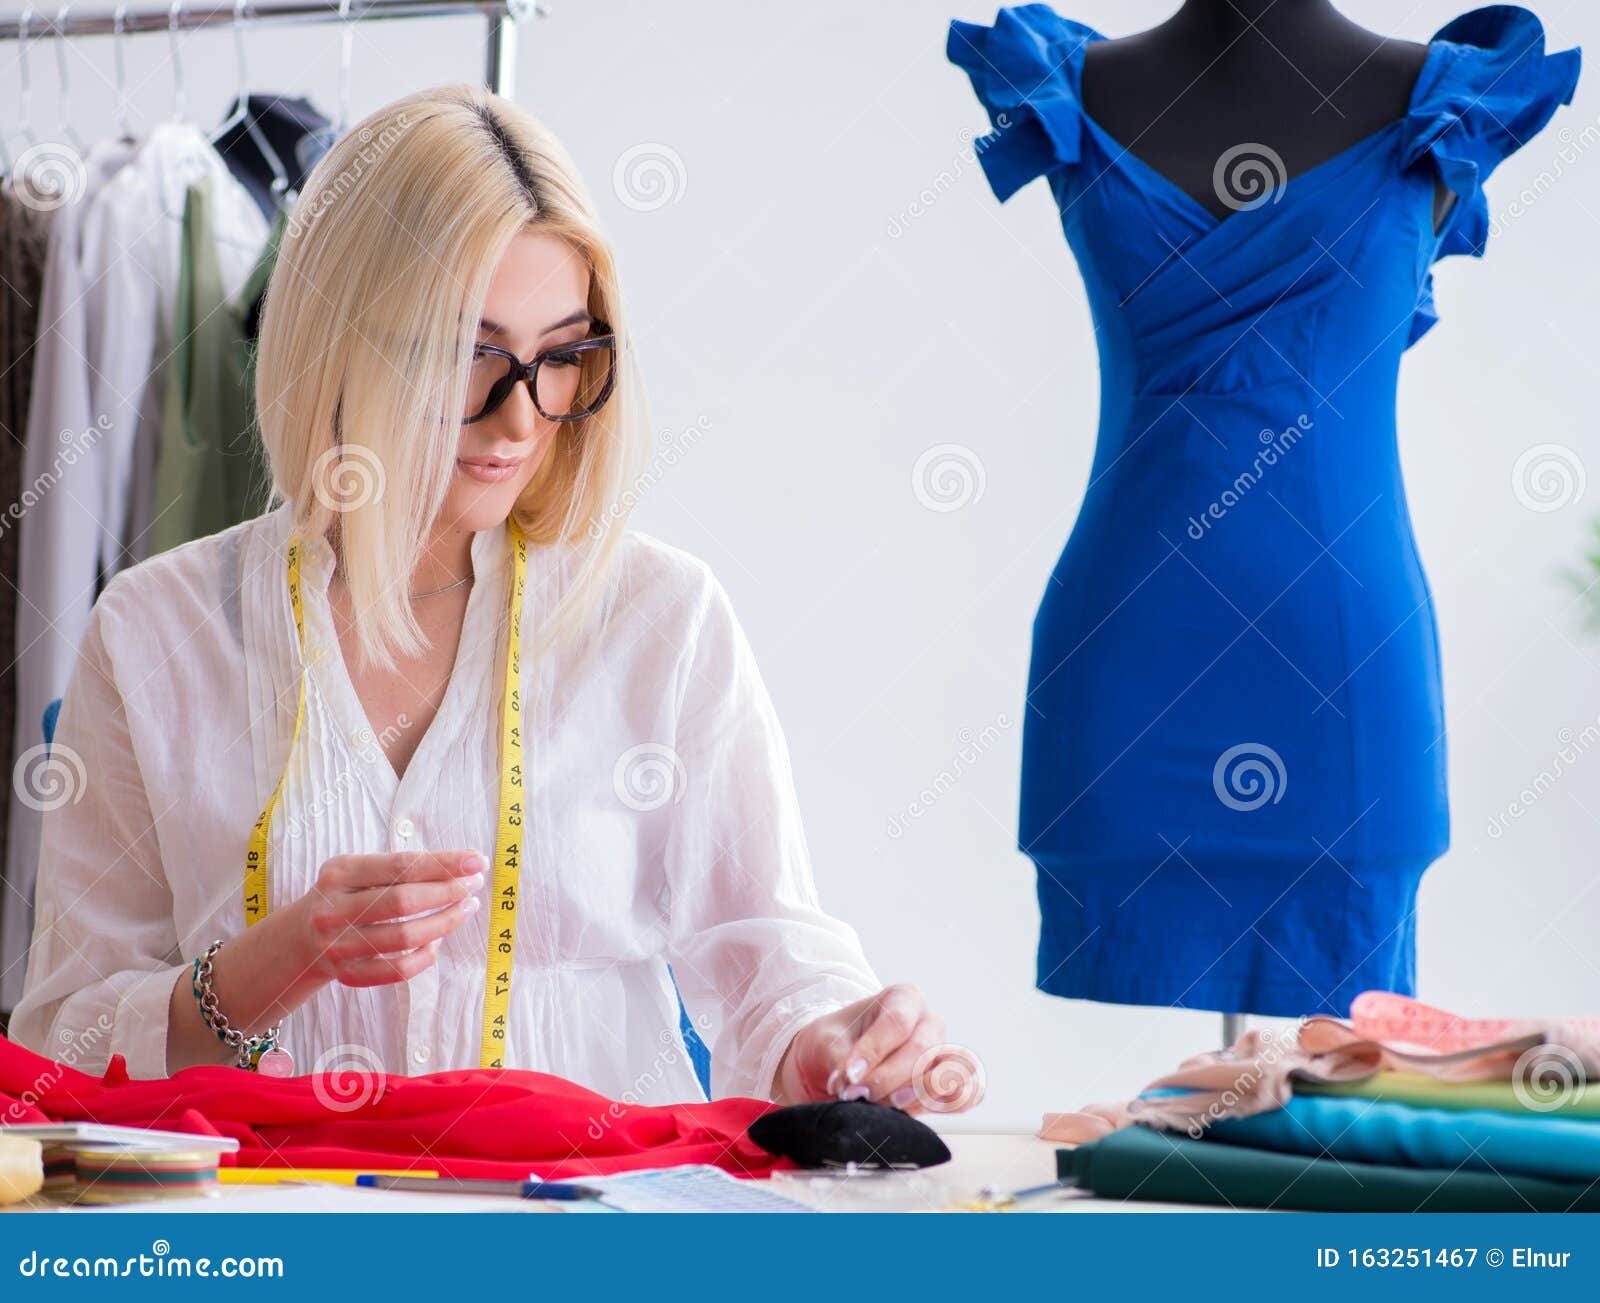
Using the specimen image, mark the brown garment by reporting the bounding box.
[0,181,58,971]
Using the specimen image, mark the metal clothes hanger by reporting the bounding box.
[112,5,140,144]
[52,5,89,157]
[209,0,253,144]
[336,0,355,137]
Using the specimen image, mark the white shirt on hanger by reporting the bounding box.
[10,503,881,1102]
[6,122,268,1011]
[2,133,139,1012]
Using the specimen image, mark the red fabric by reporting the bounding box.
[0,1035,789,1179]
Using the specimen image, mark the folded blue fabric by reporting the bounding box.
[1195,1092,1600,1183]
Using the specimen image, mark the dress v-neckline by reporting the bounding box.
[311,529,504,804]
[1072,32,1450,231]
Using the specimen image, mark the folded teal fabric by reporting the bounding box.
[1204,1091,1600,1183]
[1067,1125,1600,1211]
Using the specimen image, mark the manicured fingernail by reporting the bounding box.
[464,872,486,891]
[461,895,481,913]
[462,852,487,872]
[840,1084,870,1102]
[825,1068,843,1096]
[845,1058,868,1084]
[890,1086,917,1109]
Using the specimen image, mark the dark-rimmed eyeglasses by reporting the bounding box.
[463,321,618,424]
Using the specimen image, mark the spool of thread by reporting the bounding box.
[72,1149,221,1204]
[40,1145,76,1197]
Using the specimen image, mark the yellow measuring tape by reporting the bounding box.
[244,517,527,1070]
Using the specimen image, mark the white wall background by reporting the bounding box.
[8,0,1598,1130]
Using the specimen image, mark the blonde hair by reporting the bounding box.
[254,84,646,672]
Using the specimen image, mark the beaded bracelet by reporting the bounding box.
[191,939,294,1075]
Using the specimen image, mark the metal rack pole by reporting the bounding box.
[0,1,543,97]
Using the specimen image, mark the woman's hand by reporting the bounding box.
[773,984,983,1114]
[292,850,488,986]
[165,849,487,1072]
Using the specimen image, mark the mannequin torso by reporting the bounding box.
[1079,0,1450,225]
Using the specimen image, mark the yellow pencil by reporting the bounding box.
[220,1168,439,1186]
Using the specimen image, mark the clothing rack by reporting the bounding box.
[0,0,545,98]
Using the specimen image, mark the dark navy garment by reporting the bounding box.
[947,6,1579,1016]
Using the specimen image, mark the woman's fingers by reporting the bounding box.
[333,874,484,926]
[323,849,486,892]
[860,1011,945,1106]
[834,983,925,1097]
[332,939,443,988]
[324,894,481,960]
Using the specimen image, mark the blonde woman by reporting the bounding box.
[11,86,972,1113]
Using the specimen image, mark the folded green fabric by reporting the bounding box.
[1297,1071,1600,1118]
[1062,1125,1600,1211]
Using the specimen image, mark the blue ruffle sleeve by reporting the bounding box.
[945,5,1102,202]
[1402,5,1581,344]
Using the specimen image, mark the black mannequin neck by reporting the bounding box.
[1169,0,1349,51]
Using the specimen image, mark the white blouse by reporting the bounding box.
[10,502,880,1103]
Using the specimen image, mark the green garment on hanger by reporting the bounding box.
[153,177,286,554]
[1297,1071,1600,1119]
[1062,1125,1600,1212]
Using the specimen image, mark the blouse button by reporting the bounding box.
[412,1045,431,1065]
[395,816,415,840]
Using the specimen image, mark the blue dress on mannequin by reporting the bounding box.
[946,6,1579,1016]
